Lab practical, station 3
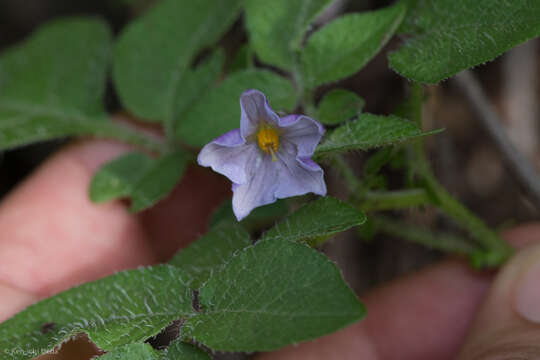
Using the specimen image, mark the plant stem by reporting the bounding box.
[359,189,432,211]
[372,215,479,257]
[327,154,364,193]
[414,152,514,267]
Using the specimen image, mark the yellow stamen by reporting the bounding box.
[257,126,279,161]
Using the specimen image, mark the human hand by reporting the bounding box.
[0,140,539,360]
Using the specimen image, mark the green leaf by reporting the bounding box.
[98,341,211,360]
[301,2,406,88]
[90,150,190,212]
[316,89,365,125]
[163,340,211,360]
[129,151,190,212]
[171,49,225,129]
[315,113,442,156]
[262,197,366,245]
[209,199,289,230]
[114,0,241,123]
[0,266,194,359]
[0,17,118,151]
[175,69,296,147]
[183,239,365,351]
[244,0,333,70]
[90,152,153,203]
[389,0,540,83]
[99,343,161,360]
[169,223,252,289]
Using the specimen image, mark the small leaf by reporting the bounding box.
[316,89,365,125]
[262,197,366,244]
[169,223,252,289]
[0,266,194,359]
[209,199,289,230]
[183,239,365,351]
[89,152,154,203]
[98,343,161,360]
[315,113,442,156]
[163,340,211,360]
[244,0,333,70]
[114,0,241,123]
[389,0,540,83]
[0,17,118,151]
[175,69,296,147]
[129,151,190,212]
[90,150,190,212]
[301,2,406,88]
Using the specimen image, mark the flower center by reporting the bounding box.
[257,126,279,161]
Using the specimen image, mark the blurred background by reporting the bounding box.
[0,0,539,357]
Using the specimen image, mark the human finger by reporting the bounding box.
[457,224,540,359]
[0,139,228,322]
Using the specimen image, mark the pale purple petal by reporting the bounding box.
[279,115,325,157]
[240,89,280,138]
[197,129,258,185]
[232,155,279,220]
[274,141,326,198]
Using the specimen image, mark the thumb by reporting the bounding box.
[458,228,540,359]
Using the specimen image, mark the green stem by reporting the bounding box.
[327,155,364,194]
[413,150,513,266]
[359,189,432,211]
[372,215,479,257]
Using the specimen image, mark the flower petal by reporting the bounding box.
[240,89,280,138]
[197,129,258,185]
[232,154,279,220]
[274,141,326,198]
[279,115,325,157]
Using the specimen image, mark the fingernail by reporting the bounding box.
[514,258,540,322]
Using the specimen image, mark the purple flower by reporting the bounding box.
[198,89,327,220]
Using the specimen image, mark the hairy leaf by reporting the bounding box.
[98,343,161,360]
[0,17,117,150]
[183,239,365,351]
[163,340,211,360]
[262,197,365,244]
[315,113,442,156]
[90,150,190,212]
[389,0,540,83]
[301,2,406,88]
[0,266,194,359]
[114,0,241,123]
[209,199,289,230]
[244,0,333,70]
[169,224,252,289]
[316,89,365,125]
[97,340,211,359]
[175,69,296,147]
[171,50,225,130]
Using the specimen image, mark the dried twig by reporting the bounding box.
[453,70,540,209]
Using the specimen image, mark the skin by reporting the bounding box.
[0,140,539,359]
